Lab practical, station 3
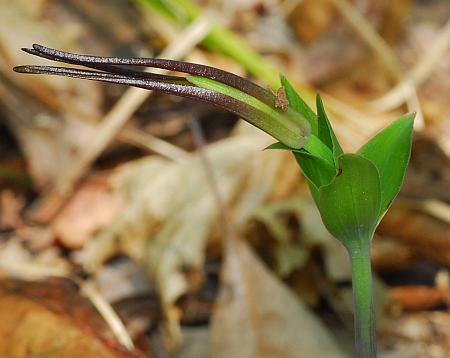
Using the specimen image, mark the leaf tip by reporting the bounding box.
[264,142,291,151]
[279,73,287,84]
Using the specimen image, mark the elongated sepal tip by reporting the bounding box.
[13,66,32,73]
[13,66,54,75]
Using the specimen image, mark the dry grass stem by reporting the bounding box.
[119,127,188,162]
[79,280,135,351]
[188,117,231,235]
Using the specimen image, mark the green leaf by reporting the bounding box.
[357,114,414,216]
[136,0,178,21]
[292,151,335,204]
[265,142,290,151]
[279,75,318,135]
[266,142,335,203]
[316,94,344,165]
[268,135,334,167]
[302,135,334,166]
[317,154,381,246]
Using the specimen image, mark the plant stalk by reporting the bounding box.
[347,241,376,358]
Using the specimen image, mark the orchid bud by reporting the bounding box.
[14,44,310,149]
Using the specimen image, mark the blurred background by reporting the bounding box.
[0,0,449,357]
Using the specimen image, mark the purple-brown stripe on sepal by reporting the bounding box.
[21,47,186,83]
[30,44,276,107]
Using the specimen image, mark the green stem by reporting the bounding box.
[347,242,376,358]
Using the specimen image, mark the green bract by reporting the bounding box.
[316,94,344,164]
[317,154,381,244]
[358,114,414,218]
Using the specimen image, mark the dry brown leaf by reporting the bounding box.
[210,238,348,358]
[371,237,416,271]
[52,172,125,249]
[0,190,24,230]
[388,285,448,312]
[378,203,450,265]
[0,278,144,358]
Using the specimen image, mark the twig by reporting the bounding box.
[187,117,232,237]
